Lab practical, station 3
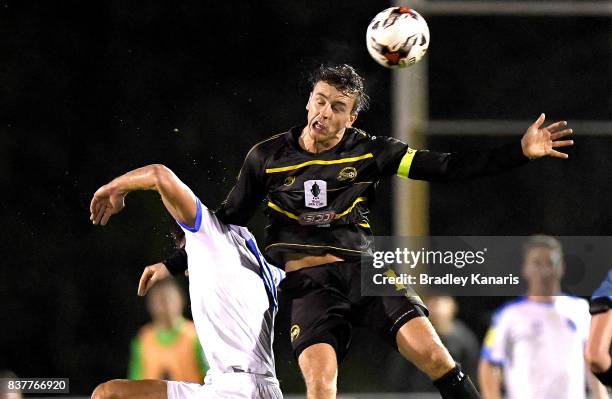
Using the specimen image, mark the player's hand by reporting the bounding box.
[90,182,127,226]
[521,113,574,160]
[138,262,171,296]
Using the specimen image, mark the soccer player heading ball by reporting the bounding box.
[158,64,573,399]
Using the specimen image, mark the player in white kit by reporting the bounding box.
[478,235,608,399]
[89,164,284,399]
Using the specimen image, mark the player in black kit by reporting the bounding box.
[157,65,574,399]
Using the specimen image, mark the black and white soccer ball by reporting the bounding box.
[366,7,430,68]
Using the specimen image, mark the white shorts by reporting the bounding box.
[167,373,283,399]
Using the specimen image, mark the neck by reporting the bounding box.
[300,126,345,153]
[154,316,182,331]
[527,282,560,301]
[527,295,555,303]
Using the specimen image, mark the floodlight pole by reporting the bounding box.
[391,58,429,237]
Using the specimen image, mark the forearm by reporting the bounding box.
[478,360,502,399]
[108,164,169,196]
[408,142,529,182]
[586,312,612,373]
[108,164,196,228]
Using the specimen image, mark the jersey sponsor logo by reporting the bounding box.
[304,180,327,209]
[298,211,336,226]
[290,325,301,342]
[284,176,296,186]
[337,166,357,182]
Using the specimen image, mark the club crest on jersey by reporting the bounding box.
[284,176,296,186]
[290,325,301,342]
[304,180,327,209]
[337,166,357,182]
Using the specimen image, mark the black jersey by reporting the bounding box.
[164,126,528,273]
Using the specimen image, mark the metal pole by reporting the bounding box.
[391,50,430,236]
[422,1,612,16]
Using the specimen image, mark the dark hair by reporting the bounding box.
[309,64,370,113]
[171,228,186,249]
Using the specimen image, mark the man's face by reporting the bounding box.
[305,81,358,142]
[425,296,456,326]
[146,285,184,324]
[522,246,563,287]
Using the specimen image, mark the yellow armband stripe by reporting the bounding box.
[396,148,417,179]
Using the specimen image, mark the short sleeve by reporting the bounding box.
[481,309,509,366]
[176,196,227,236]
[271,266,285,288]
[176,197,204,233]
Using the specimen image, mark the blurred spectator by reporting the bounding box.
[0,370,22,399]
[386,295,479,392]
[479,235,608,399]
[586,270,612,387]
[128,278,207,382]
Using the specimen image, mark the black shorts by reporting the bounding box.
[279,260,428,361]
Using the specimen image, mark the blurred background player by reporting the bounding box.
[89,164,284,399]
[128,278,207,383]
[0,371,23,399]
[478,235,608,399]
[586,270,612,387]
[387,296,480,392]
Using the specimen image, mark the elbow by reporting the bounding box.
[586,344,611,374]
[150,164,173,189]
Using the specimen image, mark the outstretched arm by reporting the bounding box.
[90,164,196,228]
[158,144,267,276]
[404,114,574,182]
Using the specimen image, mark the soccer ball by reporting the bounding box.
[366,7,430,68]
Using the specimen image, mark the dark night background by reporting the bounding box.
[1,0,611,395]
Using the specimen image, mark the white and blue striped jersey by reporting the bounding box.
[177,197,284,378]
[481,296,591,399]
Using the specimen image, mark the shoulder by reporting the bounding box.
[137,323,155,339]
[492,297,529,323]
[347,127,394,143]
[345,127,407,153]
[248,131,291,155]
[559,295,589,312]
[182,320,198,338]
